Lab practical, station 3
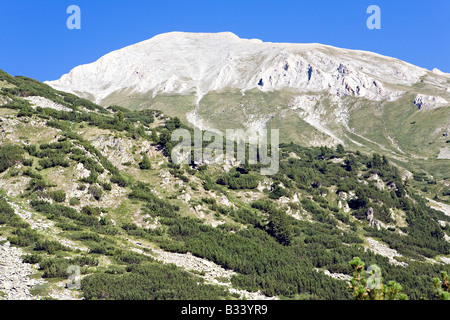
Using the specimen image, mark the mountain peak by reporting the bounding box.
[128,31,245,50]
[149,31,241,40]
[46,32,431,105]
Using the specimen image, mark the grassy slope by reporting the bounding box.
[98,83,450,181]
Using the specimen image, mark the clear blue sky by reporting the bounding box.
[1,0,449,82]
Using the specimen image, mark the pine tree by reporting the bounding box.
[349,257,408,300]
[116,110,124,123]
[267,210,292,246]
[433,271,449,300]
[336,144,345,155]
[139,153,151,170]
[150,129,159,144]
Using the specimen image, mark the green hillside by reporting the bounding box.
[0,70,449,300]
[98,80,450,182]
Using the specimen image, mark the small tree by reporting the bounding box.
[115,110,124,123]
[344,154,357,172]
[349,257,407,300]
[150,130,159,144]
[433,271,449,300]
[88,184,103,201]
[336,144,345,155]
[69,197,81,206]
[49,190,66,203]
[139,153,151,170]
[0,145,24,173]
[102,182,112,191]
[267,209,293,246]
[268,184,287,199]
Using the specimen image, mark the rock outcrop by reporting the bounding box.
[437,146,450,160]
[0,239,45,300]
[366,207,381,230]
[365,237,407,267]
[414,94,448,110]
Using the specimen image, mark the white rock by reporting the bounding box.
[414,94,448,109]
[365,237,407,267]
[432,68,450,77]
[46,32,427,105]
[437,146,450,160]
[24,96,72,112]
[0,240,46,300]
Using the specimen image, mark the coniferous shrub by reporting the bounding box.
[139,153,152,170]
[0,197,15,225]
[49,190,66,203]
[0,145,24,173]
[88,184,103,201]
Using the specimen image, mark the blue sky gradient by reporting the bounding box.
[1,0,449,81]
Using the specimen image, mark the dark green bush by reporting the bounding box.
[88,185,103,201]
[139,153,151,170]
[216,170,260,190]
[49,190,66,203]
[110,174,128,187]
[33,239,70,254]
[0,145,24,173]
[0,197,15,225]
[69,197,81,206]
[22,158,33,166]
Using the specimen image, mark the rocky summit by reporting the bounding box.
[47,32,427,103]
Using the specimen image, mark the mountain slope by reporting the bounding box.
[1,69,450,300]
[46,32,450,181]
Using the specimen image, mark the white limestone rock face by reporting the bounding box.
[46,32,429,104]
[414,94,448,109]
[432,68,450,77]
[0,240,46,300]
